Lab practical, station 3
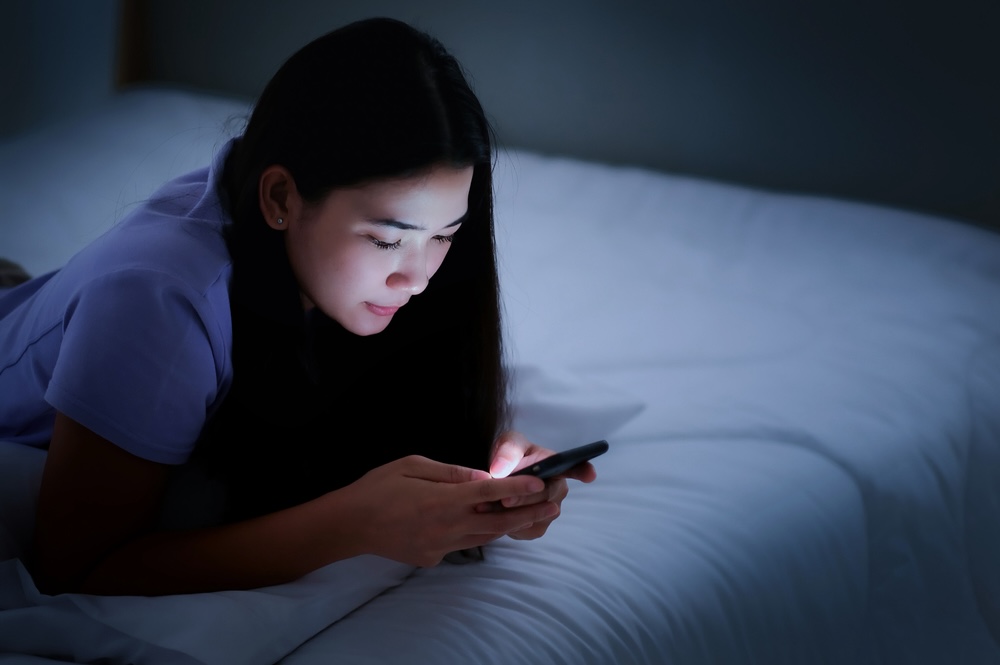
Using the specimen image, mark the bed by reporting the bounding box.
[1,83,999,664]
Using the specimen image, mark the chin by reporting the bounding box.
[316,305,391,337]
[344,317,392,337]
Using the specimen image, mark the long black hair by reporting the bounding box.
[195,17,507,521]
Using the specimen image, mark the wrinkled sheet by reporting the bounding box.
[1,87,999,664]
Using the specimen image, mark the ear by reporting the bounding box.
[258,165,304,231]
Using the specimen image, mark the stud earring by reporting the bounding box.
[276,217,284,225]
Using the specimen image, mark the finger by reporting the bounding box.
[466,475,545,504]
[490,454,519,479]
[508,523,549,541]
[400,455,492,483]
[471,501,558,535]
[502,477,568,508]
[507,506,560,540]
[474,501,500,513]
[557,462,598,484]
[489,436,528,478]
[509,502,562,539]
[508,524,542,540]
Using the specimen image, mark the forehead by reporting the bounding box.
[342,165,474,222]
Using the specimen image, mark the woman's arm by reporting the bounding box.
[31,412,555,596]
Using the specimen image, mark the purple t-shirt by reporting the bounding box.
[0,142,235,464]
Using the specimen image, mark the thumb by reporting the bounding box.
[489,443,521,478]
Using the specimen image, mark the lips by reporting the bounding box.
[366,302,405,317]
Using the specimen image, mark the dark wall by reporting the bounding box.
[140,0,999,227]
[0,0,118,137]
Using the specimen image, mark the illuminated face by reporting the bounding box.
[284,165,473,336]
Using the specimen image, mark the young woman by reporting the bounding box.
[0,17,595,596]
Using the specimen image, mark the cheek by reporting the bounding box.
[335,245,399,288]
[427,243,453,278]
[292,233,369,295]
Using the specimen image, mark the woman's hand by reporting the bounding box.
[341,455,559,567]
[485,431,597,540]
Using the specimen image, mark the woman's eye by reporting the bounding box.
[370,237,401,250]
[434,234,456,244]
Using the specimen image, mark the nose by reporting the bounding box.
[386,248,430,295]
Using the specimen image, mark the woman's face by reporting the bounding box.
[284,165,474,336]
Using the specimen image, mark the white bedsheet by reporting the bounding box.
[491,149,1000,661]
[1,87,999,664]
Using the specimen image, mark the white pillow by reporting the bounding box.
[507,364,645,450]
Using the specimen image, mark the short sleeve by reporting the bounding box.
[45,269,226,464]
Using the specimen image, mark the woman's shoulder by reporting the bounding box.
[69,164,233,301]
[86,140,236,296]
[4,191,235,362]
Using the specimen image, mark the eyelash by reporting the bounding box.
[370,238,401,250]
[369,235,455,250]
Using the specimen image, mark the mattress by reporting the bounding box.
[1,86,998,664]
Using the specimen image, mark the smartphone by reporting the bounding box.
[509,440,609,480]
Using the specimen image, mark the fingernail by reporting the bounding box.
[502,496,519,508]
[490,456,517,478]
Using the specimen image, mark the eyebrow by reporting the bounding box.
[367,214,466,232]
